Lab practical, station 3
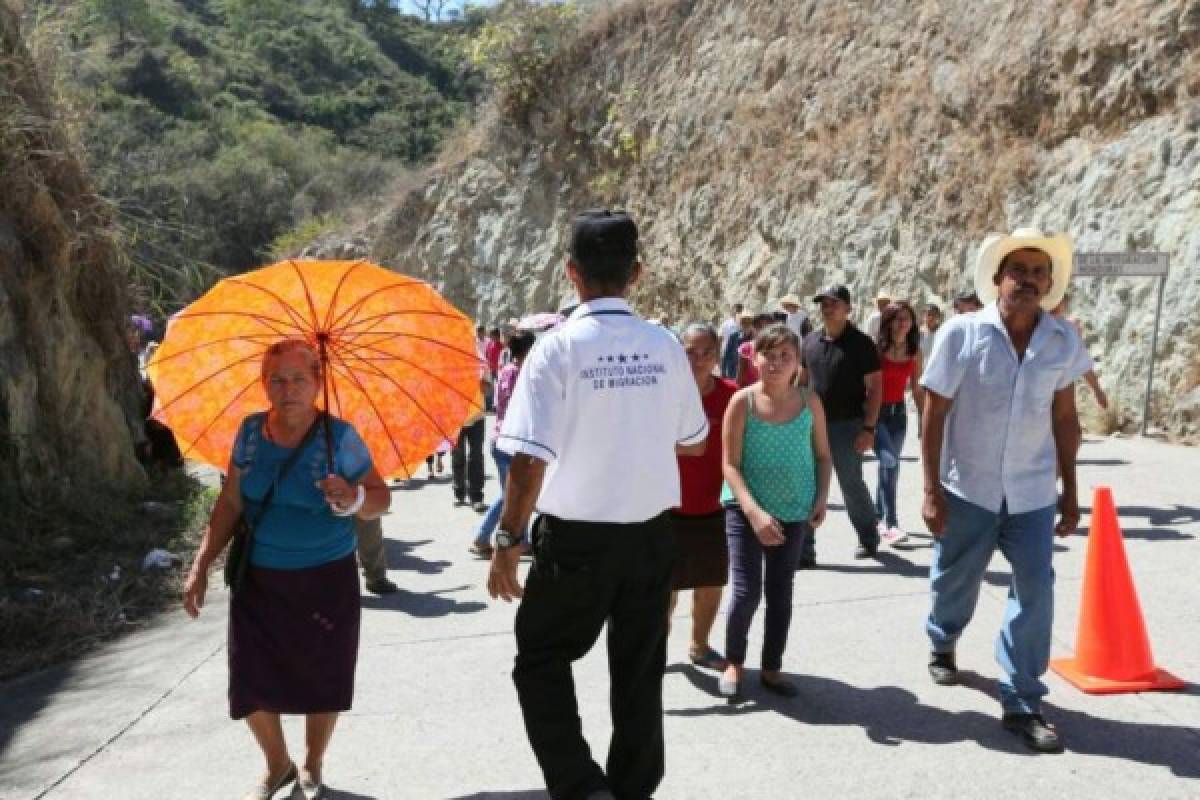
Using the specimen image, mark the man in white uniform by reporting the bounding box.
[488,210,708,800]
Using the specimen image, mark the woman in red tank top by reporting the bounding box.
[672,323,738,673]
[874,301,924,545]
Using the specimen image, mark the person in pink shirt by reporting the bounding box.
[734,313,776,388]
[470,330,537,556]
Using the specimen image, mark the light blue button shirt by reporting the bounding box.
[921,303,1092,514]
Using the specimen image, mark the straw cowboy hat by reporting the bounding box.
[974,227,1073,312]
[779,294,801,308]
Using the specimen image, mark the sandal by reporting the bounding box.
[243,763,296,800]
[298,766,325,800]
[689,646,728,671]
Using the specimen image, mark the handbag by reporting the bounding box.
[224,412,327,592]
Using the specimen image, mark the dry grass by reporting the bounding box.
[0,471,214,681]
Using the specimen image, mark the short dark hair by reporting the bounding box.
[732,302,744,313]
[568,210,638,292]
[507,330,537,361]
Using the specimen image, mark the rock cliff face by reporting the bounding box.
[1,6,145,508]
[334,0,1200,441]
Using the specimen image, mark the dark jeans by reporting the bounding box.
[513,513,676,800]
[720,334,742,379]
[724,505,806,671]
[874,402,907,528]
[452,417,486,502]
[803,417,880,557]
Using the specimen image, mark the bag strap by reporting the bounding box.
[250,412,327,523]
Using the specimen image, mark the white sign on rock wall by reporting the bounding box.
[1073,251,1170,436]
[1074,252,1169,277]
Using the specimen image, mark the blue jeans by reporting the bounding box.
[724,505,807,671]
[873,402,907,528]
[475,444,512,545]
[926,493,1057,714]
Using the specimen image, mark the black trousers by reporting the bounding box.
[513,513,676,800]
[451,417,486,502]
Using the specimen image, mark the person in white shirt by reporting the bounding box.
[865,291,891,339]
[717,302,743,377]
[918,304,943,363]
[487,210,708,800]
[779,293,812,339]
[921,228,1091,754]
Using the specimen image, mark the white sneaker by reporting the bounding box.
[882,526,909,546]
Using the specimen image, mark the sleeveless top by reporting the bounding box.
[720,389,817,523]
[880,353,917,404]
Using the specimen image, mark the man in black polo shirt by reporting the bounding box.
[801,285,883,563]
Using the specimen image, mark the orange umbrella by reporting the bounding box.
[146,259,483,479]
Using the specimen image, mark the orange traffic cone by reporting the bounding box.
[1051,486,1184,694]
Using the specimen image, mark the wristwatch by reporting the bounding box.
[495,528,524,550]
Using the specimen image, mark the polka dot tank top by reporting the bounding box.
[721,390,817,523]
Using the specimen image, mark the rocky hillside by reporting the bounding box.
[324,0,1200,442]
[1,4,145,508]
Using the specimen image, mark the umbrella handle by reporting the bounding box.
[318,335,335,475]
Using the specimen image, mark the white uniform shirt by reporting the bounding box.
[785,310,809,337]
[866,311,882,340]
[498,297,709,523]
[921,303,1092,514]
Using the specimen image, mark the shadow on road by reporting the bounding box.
[382,538,453,574]
[1071,503,1198,542]
[665,666,1200,778]
[0,662,72,761]
[446,791,549,796]
[815,550,1016,589]
[445,792,547,799]
[322,790,379,800]
[361,584,485,617]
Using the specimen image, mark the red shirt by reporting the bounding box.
[676,378,737,515]
[484,339,504,373]
[880,354,917,404]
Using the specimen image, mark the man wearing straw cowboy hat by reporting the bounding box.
[778,293,812,339]
[920,227,1092,753]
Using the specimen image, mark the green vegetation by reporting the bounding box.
[28,0,485,314]
[468,0,579,117]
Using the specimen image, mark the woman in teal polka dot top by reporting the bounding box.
[718,324,833,698]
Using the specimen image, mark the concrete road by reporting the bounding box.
[2,417,1198,799]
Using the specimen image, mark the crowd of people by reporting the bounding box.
[180,210,1099,799]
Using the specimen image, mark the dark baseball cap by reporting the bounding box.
[569,210,638,264]
[813,284,852,304]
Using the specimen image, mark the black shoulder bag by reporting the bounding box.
[224,413,327,592]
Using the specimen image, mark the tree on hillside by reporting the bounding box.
[410,1,464,22]
[83,0,163,47]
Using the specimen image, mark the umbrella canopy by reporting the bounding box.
[147,259,483,479]
[517,311,565,331]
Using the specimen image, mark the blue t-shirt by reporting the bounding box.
[232,413,374,570]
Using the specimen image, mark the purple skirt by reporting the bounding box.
[228,553,360,720]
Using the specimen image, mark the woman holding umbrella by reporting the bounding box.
[183,339,390,800]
